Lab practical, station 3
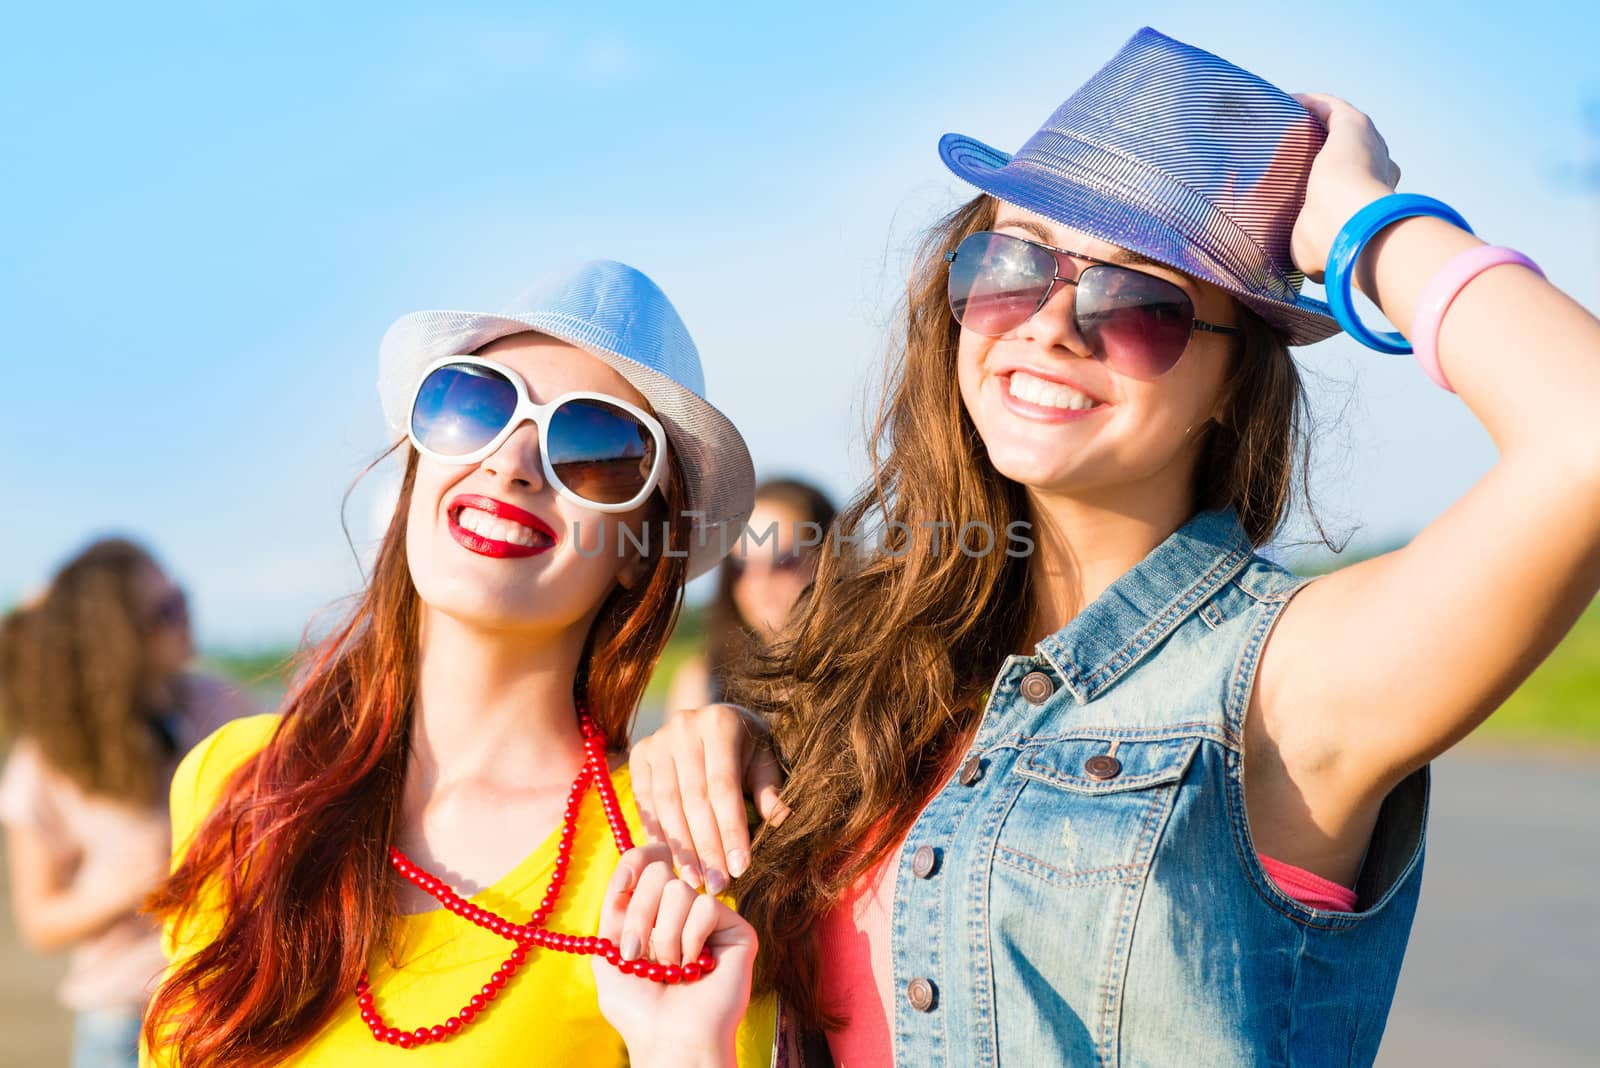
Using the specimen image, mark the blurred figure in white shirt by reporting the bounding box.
[0,539,256,1068]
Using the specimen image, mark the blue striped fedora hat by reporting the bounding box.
[939,27,1338,346]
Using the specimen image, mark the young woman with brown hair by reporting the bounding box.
[1,538,254,1068]
[138,261,775,1066]
[630,28,1600,1066]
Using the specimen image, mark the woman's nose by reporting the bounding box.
[480,421,546,490]
[1015,276,1092,357]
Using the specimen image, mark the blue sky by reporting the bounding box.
[2,1,1596,647]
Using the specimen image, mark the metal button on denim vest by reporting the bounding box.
[847,506,1428,1067]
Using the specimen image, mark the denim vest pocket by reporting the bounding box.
[996,736,1202,889]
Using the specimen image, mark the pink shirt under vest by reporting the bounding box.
[816,829,1356,1066]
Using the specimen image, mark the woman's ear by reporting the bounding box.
[1207,355,1240,429]
[614,518,659,591]
[617,540,652,591]
[617,484,672,591]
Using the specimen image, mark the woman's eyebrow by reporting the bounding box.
[994,217,1057,245]
[1108,248,1167,269]
[995,217,1168,270]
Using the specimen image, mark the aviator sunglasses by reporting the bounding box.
[945,231,1241,379]
[407,355,667,513]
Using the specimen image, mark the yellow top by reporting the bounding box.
[142,713,776,1067]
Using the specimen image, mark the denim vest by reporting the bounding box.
[774,506,1429,1067]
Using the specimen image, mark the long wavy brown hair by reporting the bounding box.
[734,193,1317,1030]
[142,445,691,1067]
[0,539,180,804]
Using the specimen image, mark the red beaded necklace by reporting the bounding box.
[357,707,716,1049]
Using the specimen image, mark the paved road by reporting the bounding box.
[2,743,1593,1065]
[1376,746,1599,1067]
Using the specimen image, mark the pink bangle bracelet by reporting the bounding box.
[1411,245,1544,392]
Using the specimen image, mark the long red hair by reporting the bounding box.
[142,446,690,1067]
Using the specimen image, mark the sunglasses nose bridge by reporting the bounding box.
[1040,272,1079,307]
[1026,242,1089,329]
[480,415,549,489]
[1020,272,1096,356]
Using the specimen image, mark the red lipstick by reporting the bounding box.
[446,495,559,559]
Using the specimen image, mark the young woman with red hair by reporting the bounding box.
[139,261,774,1067]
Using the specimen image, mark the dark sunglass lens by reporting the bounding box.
[547,399,657,505]
[774,552,812,575]
[728,549,812,580]
[1076,267,1194,379]
[948,232,1055,336]
[148,589,188,629]
[411,363,519,456]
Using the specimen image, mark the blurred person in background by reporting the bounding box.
[0,538,256,1068]
[665,478,837,714]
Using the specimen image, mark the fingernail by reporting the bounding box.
[621,932,641,961]
[680,864,702,889]
[704,868,728,895]
[727,850,750,878]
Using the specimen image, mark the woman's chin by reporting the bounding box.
[985,447,1093,494]
[431,598,574,635]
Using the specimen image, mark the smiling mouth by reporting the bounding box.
[1004,371,1105,411]
[446,498,558,558]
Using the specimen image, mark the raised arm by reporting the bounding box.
[1257,95,1600,825]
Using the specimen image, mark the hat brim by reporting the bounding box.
[378,309,754,581]
[939,133,1340,347]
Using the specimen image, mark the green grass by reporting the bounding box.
[199,648,297,689]
[641,604,709,706]
[200,592,1600,748]
[1471,600,1600,745]
[197,648,296,713]
[199,605,710,714]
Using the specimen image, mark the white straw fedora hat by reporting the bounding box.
[378,260,755,580]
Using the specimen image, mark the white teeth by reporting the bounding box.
[457,506,542,546]
[1008,371,1102,411]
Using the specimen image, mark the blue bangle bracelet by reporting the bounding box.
[1325,193,1473,354]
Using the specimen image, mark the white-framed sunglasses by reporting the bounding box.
[406,355,668,513]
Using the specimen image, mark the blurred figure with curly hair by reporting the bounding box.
[0,539,255,1068]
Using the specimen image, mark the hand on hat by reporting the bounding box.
[1289,93,1404,284]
